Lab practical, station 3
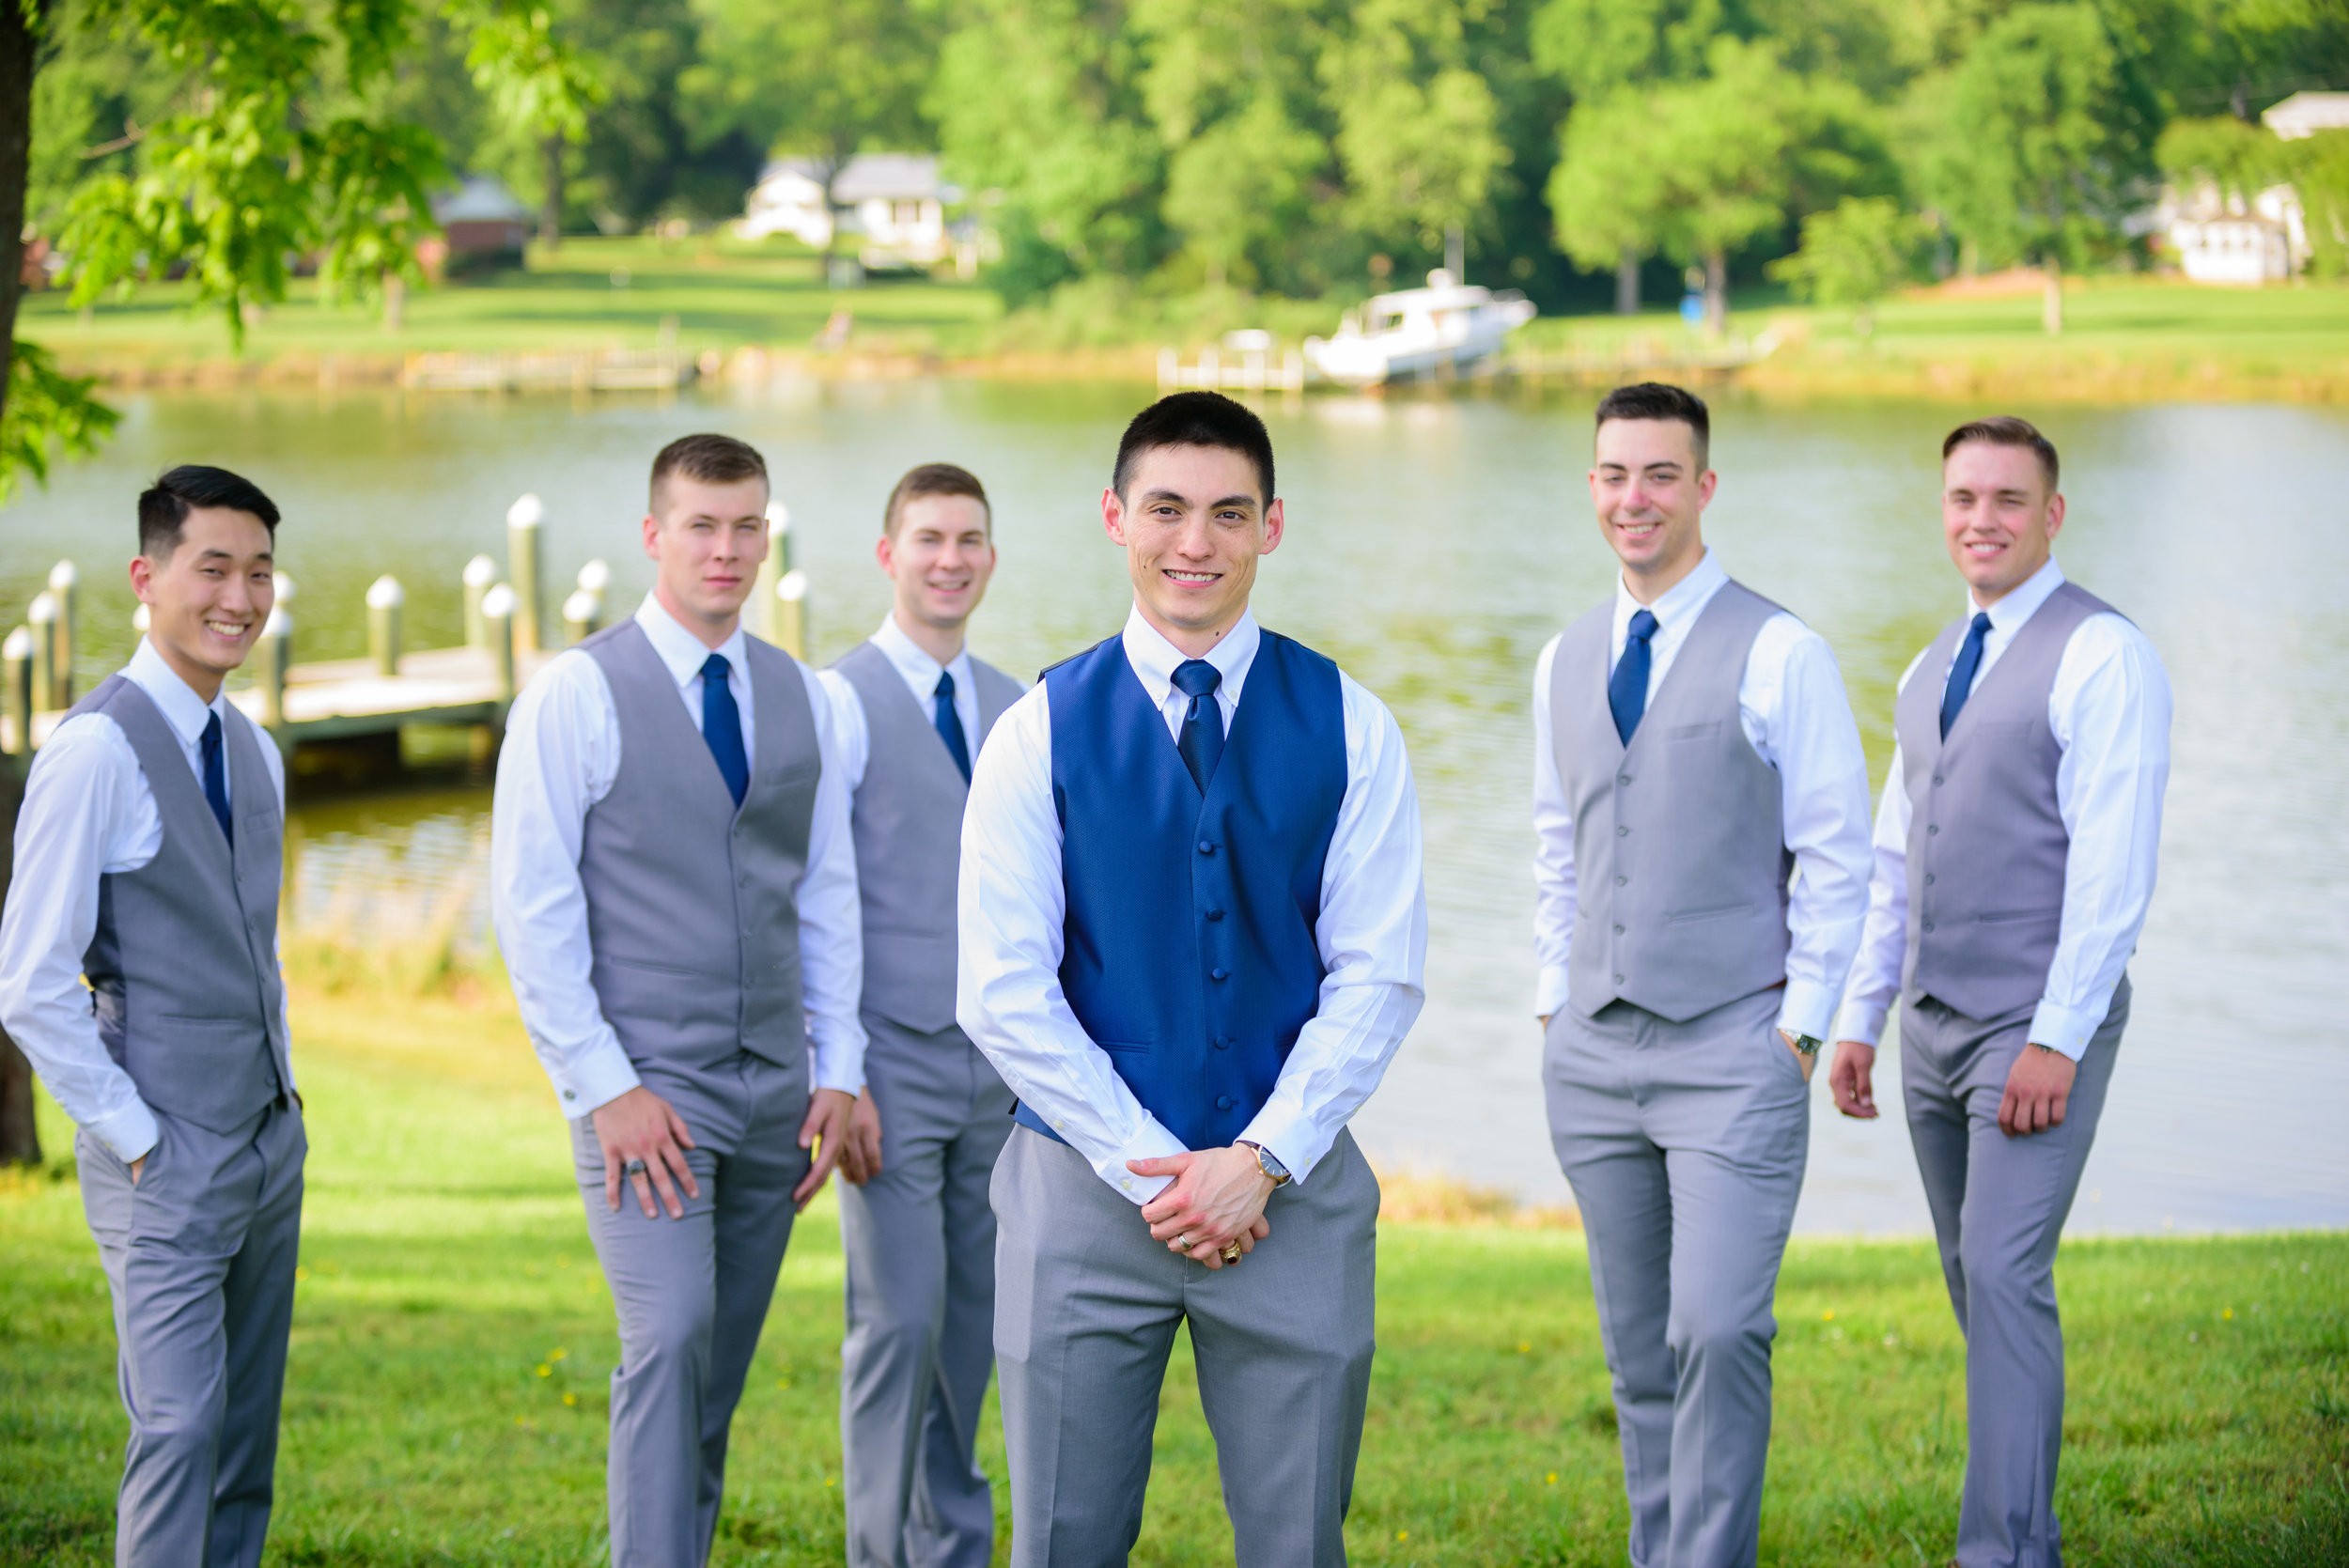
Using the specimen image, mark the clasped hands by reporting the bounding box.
[1129,1145,1275,1269]
[1828,1038,2077,1136]
[591,1081,886,1219]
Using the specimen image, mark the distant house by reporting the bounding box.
[737,154,966,270]
[2155,95,2343,285]
[432,175,533,271]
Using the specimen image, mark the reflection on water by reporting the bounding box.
[6,382,2346,1234]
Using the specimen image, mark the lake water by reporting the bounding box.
[6,380,2346,1236]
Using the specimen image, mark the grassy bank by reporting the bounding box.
[3,973,2345,1566]
[19,236,2349,402]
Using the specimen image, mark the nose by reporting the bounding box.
[1173,516,1216,558]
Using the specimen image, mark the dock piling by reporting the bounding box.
[3,627,30,755]
[462,554,497,647]
[506,494,546,654]
[772,570,808,660]
[366,576,405,676]
[257,607,292,732]
[26,594,56,716]
[754,504,793,646]
[562,588,601,645]
[45,561,76,709]
[479,583,519,703]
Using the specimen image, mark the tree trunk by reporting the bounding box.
[819,158,842,272]
[1703,248,1727,336]
[0,0,39,436]
[0,758,36,1166]
[2042,257,2063,335]
[1615,246,1640,315]
[540,132,564,251]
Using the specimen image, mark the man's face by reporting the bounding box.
[1942,442,2063,606]
[643,474,770,629]
[1589,418,1715,583]
[130,506,274,689]
[1103,443,1283,641]
[880,493,996,633]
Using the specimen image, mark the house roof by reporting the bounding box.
[754,153,959,204]
[2263,92,2349,139]
[433,174,532,224]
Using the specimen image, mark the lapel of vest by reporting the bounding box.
[972,657,1018,753]
[611,620,748,822]
[1616,582,1741,767]
[1938,584,2075,753]
[109,678,238,879]
[862,639,970,786]
[1198,633,1279,810]
[741,635,818,815]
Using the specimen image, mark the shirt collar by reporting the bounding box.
[124,636,230,745]
[634,592,747,688]
[1613,547,1727,636]
[1120,603,1260,708]
[1972,555,2066,630]
[871,611,971,695]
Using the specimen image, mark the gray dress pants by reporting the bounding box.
[991,1123,1380,1568]
[1900,980,2126,1568]
[839,1015,1017,1568]
[1542,986,1809,1568]
[570,1052,812,1568]
[76,1097,305,1568]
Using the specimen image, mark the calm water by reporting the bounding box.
[6,381,2346,1235]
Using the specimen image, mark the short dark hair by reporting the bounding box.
[1942,415,2059,490]
[1595,381,1711,471]
[138,465,280,558]
[884,462,990,538]
[1112,392,1275,506]
[650,432,770,512]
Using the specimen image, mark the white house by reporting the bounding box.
[737,153,963,269]
[2156,94,2343,284]
[2262,91,2349,141]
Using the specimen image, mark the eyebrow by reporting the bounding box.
[1140,489,1259,512]
[194,547,273,564]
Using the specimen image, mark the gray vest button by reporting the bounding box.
[1617,773,1631,786]
[1616,825,1629,836]
[1614,875,1626,886]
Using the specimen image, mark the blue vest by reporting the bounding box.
[1017,629,1347,1152]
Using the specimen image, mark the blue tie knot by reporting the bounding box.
[1172,660,1221,699]
[1626,608,1659,644]
[702,651,731,683]
[934,669,956,700]
[1969,611,1993,637]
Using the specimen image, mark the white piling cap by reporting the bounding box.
[463,553,499,587]
[263,605,291,637]
[776,569,809,602]
[507,493,546,531]
[271,571,297,604]
[27,592,55,624]
[366,575,406,609]
[48,560,77,592]
[3,626,30,660]
[766,501,791,534]
[132,604,151,632]
[576,558,612,592]
[563,588,602,622]
[479,582,519,618]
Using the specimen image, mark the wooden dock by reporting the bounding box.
[3,497,808,765]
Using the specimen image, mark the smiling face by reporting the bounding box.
[129,506,275,702]
[1590,417,1716,601]
[1103,443,1284,655]
[881,492,996,637]
[643,474,770,645]
[1942,441,2064,607]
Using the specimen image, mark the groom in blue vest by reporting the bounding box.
[957,391,1428,1567]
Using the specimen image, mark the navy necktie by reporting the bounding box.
[1172,659,1224,793]
[1608,609,1659,745]
[700,652,750,808]
[199,710,233,846]
[1938,612,1995,739]
[934,669,972,784]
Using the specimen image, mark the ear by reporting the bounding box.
[876,532,896,576]
[1695,468,1719,510]
[640,513,661,562]
[1102,486,1128,547]
[129,553,157,604]
[2044,491,2065,541]
[1259,498,1284,556]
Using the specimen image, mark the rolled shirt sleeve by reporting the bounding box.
[793,661,867,1094]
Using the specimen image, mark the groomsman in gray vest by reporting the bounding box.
[818,463,1024,1568]
[1829,418,2171,1568]
[490,433,869,1567]
[1532,383,1875,1568]
[0,466,302,1568]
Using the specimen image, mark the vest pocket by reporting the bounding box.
[1093,1039,1153,1055]
[1977,908,2061,924]
[1665,901,1760,924]
[1662,722,1721,742]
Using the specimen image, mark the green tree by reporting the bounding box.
[1323,0,1512,266]
[1767,193,1924,334]
[1547,89,1677,312]
[457,1,606,249]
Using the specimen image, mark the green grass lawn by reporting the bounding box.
[3,978,2345,1565]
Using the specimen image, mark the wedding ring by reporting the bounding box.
[1175,1234,1192,1251]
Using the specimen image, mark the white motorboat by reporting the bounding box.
[1303,270,1537,385]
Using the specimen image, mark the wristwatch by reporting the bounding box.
[1790,1033,1824,1057]
[1236,1140,1290,1187]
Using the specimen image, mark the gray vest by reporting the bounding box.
[578,620,821,1082]
[73,675,289,1133]
[1895,581,2119,1020]
[831,639,1022,1034]
[1550,579,1793,1021]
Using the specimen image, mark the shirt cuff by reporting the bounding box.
[1237,1104,1323,1188]
[1090,1113,1187,1206]
[1774,979,1839,1044]
[1832,998,1890,1048]
[89,1097,161,1166]
[2026,1001,2099,1062]
[1534,964,1573,1020]
[807,1017,869,1096]
[550,1037,643,1119]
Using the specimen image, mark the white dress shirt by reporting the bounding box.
[1531,549,1876,1039]
[0,639,290,1163]
[957,606,1428,1204]
[490,593,866,1114]
[1832,558,2172,1059]
[816,612,984,793]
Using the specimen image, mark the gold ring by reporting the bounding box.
[1221,1241,1243,1263]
